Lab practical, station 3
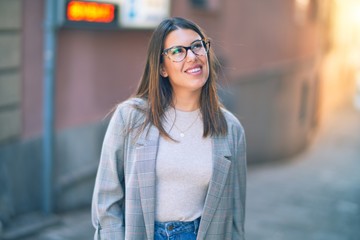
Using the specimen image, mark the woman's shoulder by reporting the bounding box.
[118,97,147,108]
[221,107,244,133]
[111,97,148,121]
[115,97,148,112]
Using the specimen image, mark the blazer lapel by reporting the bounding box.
[135,125,160,240]
[197,135,232,239]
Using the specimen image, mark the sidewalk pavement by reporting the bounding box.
[19,104,360,240]
[245,104,360,240]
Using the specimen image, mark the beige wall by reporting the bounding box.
[0,0,22,142]
[318,0,359,121]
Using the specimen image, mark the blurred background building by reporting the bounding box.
[0,0,359,238]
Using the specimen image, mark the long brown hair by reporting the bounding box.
[135,17,227,139]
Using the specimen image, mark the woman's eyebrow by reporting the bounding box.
[167,39,202,49]
[190,39,202,45]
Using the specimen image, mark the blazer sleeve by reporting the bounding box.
[92,105,127,240]
[233,126,247,240]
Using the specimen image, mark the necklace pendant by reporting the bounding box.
[180,132,185,137]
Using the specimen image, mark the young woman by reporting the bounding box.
[92,17,247,240]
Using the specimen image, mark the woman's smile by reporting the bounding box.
[184,64,203,75]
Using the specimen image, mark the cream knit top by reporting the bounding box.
[155,107,213,222]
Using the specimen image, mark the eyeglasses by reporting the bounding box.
[162,39,210,62]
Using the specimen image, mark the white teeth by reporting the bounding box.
[187,67,201,73]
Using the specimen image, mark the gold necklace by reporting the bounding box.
[173,110,200,138]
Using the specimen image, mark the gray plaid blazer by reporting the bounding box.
[92,98,246,240]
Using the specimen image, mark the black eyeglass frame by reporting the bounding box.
[162,39,211,62]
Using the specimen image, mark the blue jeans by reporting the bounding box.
[154,217,200,240]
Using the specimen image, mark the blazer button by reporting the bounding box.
[167,225,174,231]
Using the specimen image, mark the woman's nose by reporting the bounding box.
[186,48,197,61]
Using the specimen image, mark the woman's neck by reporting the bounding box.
[172,91,200,111]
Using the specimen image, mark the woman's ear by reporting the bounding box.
[160,64,168,77]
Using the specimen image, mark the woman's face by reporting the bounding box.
[161,28,209,97]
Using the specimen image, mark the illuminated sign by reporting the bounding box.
[63,0,118,28]
[67,1,115,23]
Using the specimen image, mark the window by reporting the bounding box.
[190,0,220,11]
[191,0,207,8]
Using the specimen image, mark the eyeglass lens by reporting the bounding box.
[166,40,209,62]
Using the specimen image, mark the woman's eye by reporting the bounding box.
[192,42,203,49]
[170,47,184,55]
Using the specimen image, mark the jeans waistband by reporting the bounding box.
[155,217,201,235]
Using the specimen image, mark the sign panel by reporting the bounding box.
[61,0,119,29]
[120,0,170,29]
